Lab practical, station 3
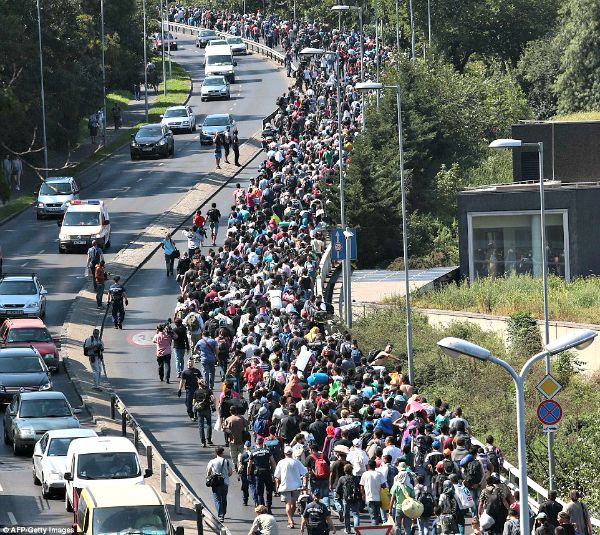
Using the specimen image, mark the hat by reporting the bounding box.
[443,448,452,457]
[284,446,293,455]
[397,462,408,471]
[256,436,265,444]
[435,461,444,473]
[536,512,547,520]
[442,480,453,491]
[510,502,520,514]
[432,440,440,448]
[352,438,362,447]
[244,441,251,447]
[334,445,350,455]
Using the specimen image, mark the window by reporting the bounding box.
[0,281,37,295]
[468,210,569,281]
[7,327,52,343]
[76,496,88,530]
[92,505,168,535]
[39,434,49,453]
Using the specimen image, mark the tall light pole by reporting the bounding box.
[394,0,400,52]
[142,0,149,122]
[301,47,352,326]
[160,0,167,96]
[409,0,416,61]
[100,0,107,146]
[35,0,48,179]
[427,0,432,47]
[489,138,555,489]
[438,329,597,535]
[374,0,380,107]
[356,81,414,384]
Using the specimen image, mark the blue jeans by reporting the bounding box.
[343,500,360,531]
[197,409,212,444]
[202,361,216,389]
[394,511,412,535]
[173,347,185,375]
[184,388,194,418]
[309,479,329,507]
[367,501,382,525]
[95,282,105,306]
[212,483,228,519]
[417,516,433,535]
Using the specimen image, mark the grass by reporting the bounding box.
[0,194,36,221]
[552,111,600,121]
[403,274,600,324]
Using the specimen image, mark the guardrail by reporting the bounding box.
[110,393,228,535]
[316,243,332,297]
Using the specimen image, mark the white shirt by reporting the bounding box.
[383,445,402,465]
[360,470,384,502]
[347,447,369,476]
[206,456,232,485]
[274,457,307,492]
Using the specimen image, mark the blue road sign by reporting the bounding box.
[330,227,357,261]
[537,399,562,425]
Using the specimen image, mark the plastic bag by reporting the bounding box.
[214,416,222,432]
[480,511,495,530]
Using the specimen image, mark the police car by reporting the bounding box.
[57,200,111,253]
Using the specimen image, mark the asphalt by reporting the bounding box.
[0,35,288,528]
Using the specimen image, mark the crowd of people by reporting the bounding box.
[147,6,597,535]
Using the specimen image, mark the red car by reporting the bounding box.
[0,318,60,372]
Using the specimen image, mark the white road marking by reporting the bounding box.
[8,512,17,525]
[39,249,45,254]
[137,178,143,182]
[0,482,4,491]
[20,262,28,267]
[113,197,118,201]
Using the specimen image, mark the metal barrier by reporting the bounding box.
[110,393,229,535]
[316,243,332,297]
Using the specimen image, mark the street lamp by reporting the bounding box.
[300,47,353,327]
[437,329,597,535]
[355,81,414,384]
[160,0,167,97]
[100,0,107,146]
[35,0,49,179]
[409,0,416,61]
[142,0,149,122]
[490,137,555,488]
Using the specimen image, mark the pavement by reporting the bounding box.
[0,33,289,528]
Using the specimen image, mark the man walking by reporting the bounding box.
[301,491,336,535]
[172,317,190,378]
[178,358,202,419]
[360,460,385,525]
[206,202,221,246]
[11,156,22,191]
[206,447,233,522]
[83,328,105,391]
[94,260,108,307]
[274,445,308,529]
[193,377,215,447]
[232,129,240,166]
[107,275,128,329]
[195,329,218,389]
[223,405,248,472]
[2,155,11,187]
[86,240,104,291]
[248,436,276,511]
[152,323,173,383]
[564,489,593,535]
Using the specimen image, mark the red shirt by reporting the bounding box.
[193,214,206,227]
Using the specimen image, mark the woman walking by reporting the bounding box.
[214,132,224,169]
[232,129,240,166]
[160,232,177,277]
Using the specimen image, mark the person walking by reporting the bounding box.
[172,317,190,378]
[214,132,224,169]
[11,156,22,191]
[206,446,233,522]
[223,129,231,164]
[389,463,416,535]
[193,377,215,447]
[112,104,122,131]
[232,129,241,166]
[564,490,593,535]
[301,491,336,535]
[336,463,361,534]
[248,505,279,535]
[222,405,249,472]
[247,435,276,511]
[195,329,218,389]
[178,358,202,419]
[2,155,11,187]
[94,260,108,307]
[86,240,104,291]
[133,82,141,100]
[152,323,174,383]
[360,460,385,525]
[161,232,178,277]
[274,445,308,529]
[88,113,98,143]
[83,328,105,391]
[239,441,253,506]
[206,202,221,246]
[538,490,563,530]
[107,275,128,329]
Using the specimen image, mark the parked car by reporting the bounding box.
[0,347,52,403]
[153,32,177,51]
[226,36,247,55]
[0,274,47,319]
[0,318,61,372]
[33,428,98,498]
[3,391,80,455]
[199,113,236,144]
[195,29,219,47]
[36,177,80,219]
[200,76,230,101]
[130,123,174,159]
[160,105,196,133]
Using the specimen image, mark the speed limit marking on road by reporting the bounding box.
[128,330,155,346]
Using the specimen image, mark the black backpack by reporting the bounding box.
[463,459,483,486]
[367,349,381,363]
[486,487,507,521]
[416,488,435,517]
[306,502,327,528]
[342,476,360,502]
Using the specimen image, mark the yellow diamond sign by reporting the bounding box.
[536,374,562,399]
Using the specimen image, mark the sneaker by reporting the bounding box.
[159,377,164,382]
[166,379,170,384]
[177,373,182,378]
[207,440,214,446]
[114,325,119,329]
[118,324,123,329]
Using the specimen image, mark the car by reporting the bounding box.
[0,274,47,319]
[32,428,98,498]
[0,347,52,404]
[152,32,177,51]
[57,200,111,253]
[206,39,229,47]
[160,105,196,133]
[199,113,236,144]
[226,36,247,55]
[204,44,237,82]
[3,391,80,455]
[195,29,219,48]
[36,177,80,220]
[0,318,61,372]
[200,75,230,101]
[130,123,174,160]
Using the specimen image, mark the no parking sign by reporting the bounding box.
[537,399,562,426]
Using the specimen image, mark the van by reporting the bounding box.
[57,199,111,253]
[64,436,152,512]
[74,484,183,535]
[204,44,237,82]
[36,176,80,219]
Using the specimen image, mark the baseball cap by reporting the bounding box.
[536,513,547,520]
[284,446,293,454]
[352,438,361,447]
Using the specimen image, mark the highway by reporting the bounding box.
[0,34,287,527]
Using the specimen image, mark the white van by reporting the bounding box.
[57,199,111,253]
[204,44,237,82]
[64,436,151,512]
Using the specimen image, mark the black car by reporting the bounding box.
[130,124,175,160]
[0,347,52,403]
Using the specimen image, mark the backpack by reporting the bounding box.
[486,487,507,521]
[488,449,501,473]
[440,493,458,517]
[186,314,200,332]
[463,459,483,486]
[342,476,360,502]
[306,502,327,528]
[310,452,330,480]
[367,349,381,363]
[253,416,269,436]
[264,437,283,462]
[416,488,435,517]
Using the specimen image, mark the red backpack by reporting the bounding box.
[311,452,330,480]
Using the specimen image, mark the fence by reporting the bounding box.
[110,394,228,535]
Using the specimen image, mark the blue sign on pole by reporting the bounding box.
[330,227,357,261]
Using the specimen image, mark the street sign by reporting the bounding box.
[354,526,393,535]
[537,399,563,425]
[543,424,559,433]
[536,374,562,399]
[330,227,357,261]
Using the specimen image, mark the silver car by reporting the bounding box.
[200,76,230,101]
[0,274,47,319]
[36,177,80,219]
[160,105,196,133]
[199,113,236,144]
[226,36,247,55]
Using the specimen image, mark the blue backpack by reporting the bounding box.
[253,416,269,435]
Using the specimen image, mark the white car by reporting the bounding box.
[33,428,97,498]
[160,105,196,133]
[200,76,230,101]
[36,177,80,219]
[206,39,229,47]
[58,199,111,253]
[0,274,47,318]
[226,36,247,55]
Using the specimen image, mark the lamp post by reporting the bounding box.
[300,47,353,327]
[490,138,556,489]
[355,81,414,384]
[35,0,48,179]
[142,0,149,122]
[437,329,597,535]
[427,0,432,47]
[100,0,107,146]
[160,0,167,96]
[409,0,416,61]
[394,0,400,52]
